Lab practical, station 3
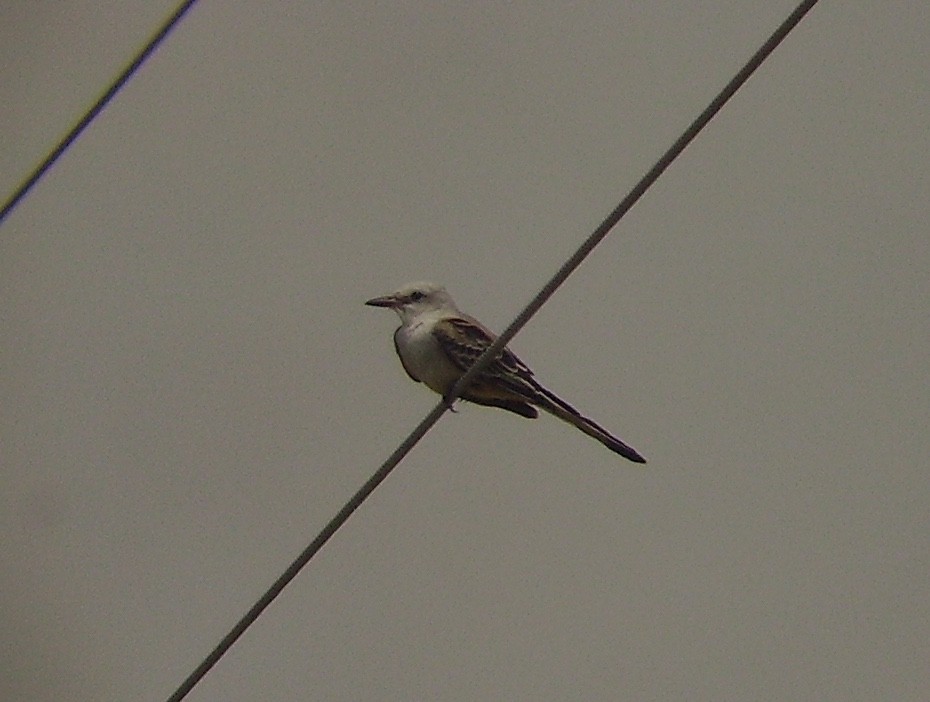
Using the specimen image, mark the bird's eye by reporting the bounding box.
[409,291,425,301]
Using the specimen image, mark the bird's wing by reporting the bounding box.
[432,316,535,381]
[434,317,646,462]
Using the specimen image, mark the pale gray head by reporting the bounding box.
[365,281,460,324]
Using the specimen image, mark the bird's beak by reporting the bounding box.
[365,294,399,308]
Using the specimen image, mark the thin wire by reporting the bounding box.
[0,0,200,226]
[164,403,447,702]
[165,1,820,700]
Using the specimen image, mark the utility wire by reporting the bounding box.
[166,1,819,700]
[0,0,200,225]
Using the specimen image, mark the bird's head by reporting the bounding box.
[365,281,458,324]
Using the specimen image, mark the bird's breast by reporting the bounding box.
[395,322,462,395]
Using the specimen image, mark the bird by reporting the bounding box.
[365,281,646,463]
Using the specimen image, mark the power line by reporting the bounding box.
[165,1,820,700]
[0,0,200,226]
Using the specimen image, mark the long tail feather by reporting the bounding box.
[528,383,646,464]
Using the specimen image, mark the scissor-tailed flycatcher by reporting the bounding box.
[366,281,646,463]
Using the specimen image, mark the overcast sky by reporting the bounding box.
[3,2,929,700]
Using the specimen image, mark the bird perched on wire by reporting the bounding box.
[365,281,646,463]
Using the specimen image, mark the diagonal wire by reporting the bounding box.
[0,0,200,226]
[165,1,820,700]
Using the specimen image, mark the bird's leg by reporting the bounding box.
[442,392,459,413]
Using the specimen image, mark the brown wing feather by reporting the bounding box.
[433,318,646,462]
[436,317,535,379]
[432,317,541,417]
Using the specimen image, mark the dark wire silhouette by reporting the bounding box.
[165,2,821,700]
[0,0,200,225]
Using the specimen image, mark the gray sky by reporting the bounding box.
[3,2,928,700]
